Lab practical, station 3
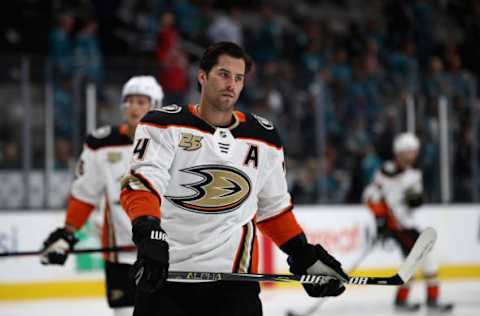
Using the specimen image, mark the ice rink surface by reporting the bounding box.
[0,280,478,316]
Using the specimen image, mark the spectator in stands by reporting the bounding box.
[49,12,75,79]
[156,12,179,65]
[252,4,283,63]
[0,142,21,169]
[290,159,320,204]
[445,54,472,100]
[207,7,243,45]
[55,138,74,170]
[74,18,104,91]
[346,57,380,129]
[330,47,352,85]
[413,0,434,68]
[300,39,326,82]
[54,78,73,139]
[158,48,189,105]
[423,56,448,101]
[173,0,205,42]
[389,39,419,93]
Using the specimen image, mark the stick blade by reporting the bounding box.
[397,227,437,283]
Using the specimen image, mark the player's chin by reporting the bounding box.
[127,116,141,127]
[218,96,237,109]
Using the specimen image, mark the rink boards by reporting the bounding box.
[0,205,479,300]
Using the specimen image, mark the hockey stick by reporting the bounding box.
[286,237,380,316]
[167,227,436,286]
[0,245,136,258]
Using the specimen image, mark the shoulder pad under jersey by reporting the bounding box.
[85,125,132,150]
[231,112,283,149]
[380,161,401,177]
[140,105,214,134]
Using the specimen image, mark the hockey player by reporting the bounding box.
[363,132,453,312]
[41,76,164,316]
[120,42,349,316]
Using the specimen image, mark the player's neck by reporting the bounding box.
[394,158,410,171]
[125,124,136,140]
[197,103,234,127]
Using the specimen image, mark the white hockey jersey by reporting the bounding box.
[127,104,292,274]
[362,160,423,228]
[70,125,136,264]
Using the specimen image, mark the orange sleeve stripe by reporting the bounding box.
[131,171,162,202]
[120,189,161,221]
[367,201,389,217]
[234,111,247,122]
[251,233,259,273]
[65,196,95,230]
[257,209,304,247]
[367,201,400,230]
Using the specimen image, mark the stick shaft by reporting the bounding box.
[167,271,403,286]
[0,246,135,257]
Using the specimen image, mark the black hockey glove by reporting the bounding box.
[375,216,392,242]
[404,189,423,208]
[130,216,169,293]
[40,228,79,265]
[284,235,348,297]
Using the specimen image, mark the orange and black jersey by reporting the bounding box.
[139,104,283,149]
[121,104,303,276]
[67,125,136,263]
[363,161,423,229]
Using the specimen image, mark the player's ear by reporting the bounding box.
[197,70,207,88]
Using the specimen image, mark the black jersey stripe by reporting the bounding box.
[85,125,132,150]
[141,106,215,134]
[142,105,284,149]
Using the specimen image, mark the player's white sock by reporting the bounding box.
[113,307,134,316]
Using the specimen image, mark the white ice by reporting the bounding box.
[0,280,478,316]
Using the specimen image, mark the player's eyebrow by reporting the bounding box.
[217,67,245,78]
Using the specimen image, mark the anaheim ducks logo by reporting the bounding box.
[165,165,251,214]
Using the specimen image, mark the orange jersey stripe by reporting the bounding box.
[232,224,247,272]
[236,137,283,150]
[120,189,161,221]
[367,201,389,217]
[250,224,259,273]
[65,196,95,230]
[367,201,401,230]
[257,208,303,247]
[140,122,212,135]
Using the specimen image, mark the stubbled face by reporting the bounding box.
[124,95,151,127]
[198,54,246,112]
[396,149,418,168]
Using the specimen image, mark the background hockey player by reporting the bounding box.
[120,41,349,316]
[40,76,164,316]
[363,132,453,312]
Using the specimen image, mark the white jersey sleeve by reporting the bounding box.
[123,105,299,274]
[70,145,106,205]
[129,123,177,197]
[257,148,292,222]
[362,170,384,203]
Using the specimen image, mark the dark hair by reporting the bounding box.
[197,42,252,91]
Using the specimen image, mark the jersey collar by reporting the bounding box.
[188,104,245,131]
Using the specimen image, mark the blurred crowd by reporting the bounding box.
[1,0,479,204]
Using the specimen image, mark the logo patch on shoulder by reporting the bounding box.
[253,114,274,130]
[179,133,203,151]
[107,152,122,163]
[92,126,112,139]
[155,104,182,114]
[165,165,251,214]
